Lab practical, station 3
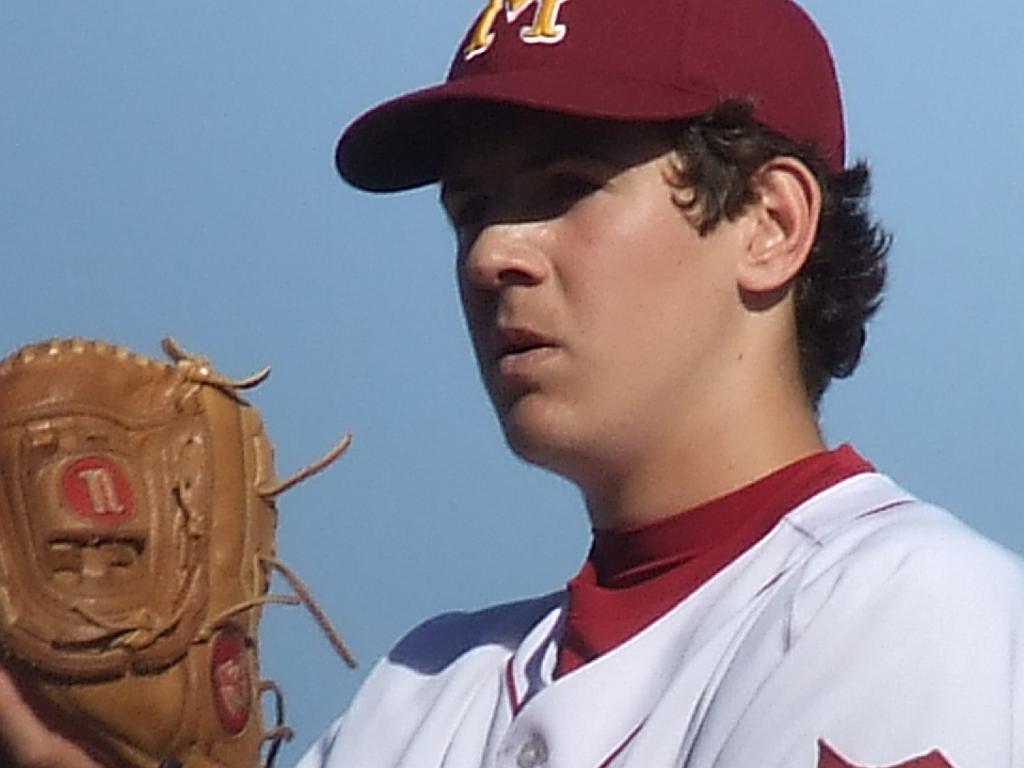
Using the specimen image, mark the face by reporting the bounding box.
[442,107,752,486]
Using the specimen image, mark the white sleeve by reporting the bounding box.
[293,715,346,768]
[716,514,1024,768]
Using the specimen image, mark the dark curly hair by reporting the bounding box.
[667,100,890,407]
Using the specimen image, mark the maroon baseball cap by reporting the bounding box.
[337,0,845,192]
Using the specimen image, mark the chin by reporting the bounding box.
[497,399,587,477]
[502,427,554,468]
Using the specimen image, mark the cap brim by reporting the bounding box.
[336,70,720,193]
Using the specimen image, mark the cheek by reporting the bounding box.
[565,204,696,324]
[565,206,737,382]
[456,283,489,366]
[462,307,490,365]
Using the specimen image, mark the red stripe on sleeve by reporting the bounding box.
[818,740,954,767]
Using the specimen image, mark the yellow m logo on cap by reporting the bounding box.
[464,0,570,60]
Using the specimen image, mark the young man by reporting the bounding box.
[300,1,1024,767]
[1,1,1022,767]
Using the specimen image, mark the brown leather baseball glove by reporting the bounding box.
[0,337,355,768]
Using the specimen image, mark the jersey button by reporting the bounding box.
[516,735,549,768]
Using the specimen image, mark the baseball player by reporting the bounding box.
[2,1,1023,768]
[297,0,1024,766]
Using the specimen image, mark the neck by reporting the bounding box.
[580,378,824,532]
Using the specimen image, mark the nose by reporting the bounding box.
[459,220,549,292]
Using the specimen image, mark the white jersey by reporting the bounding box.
[298,473,1024,768]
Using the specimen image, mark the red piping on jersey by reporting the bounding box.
[856,498,916,520]
[504,657,522,717]
[596,721,645,768]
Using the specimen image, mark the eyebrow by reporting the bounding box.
[441,145,624,200]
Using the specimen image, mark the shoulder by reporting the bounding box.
[786,473,1024,643]
[716,477,1024,765]
[300,592,565,767]
[385,590,564,674]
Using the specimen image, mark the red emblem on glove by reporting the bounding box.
[818,740,954,768]
[211,626,252,735]
[61,456,135,524]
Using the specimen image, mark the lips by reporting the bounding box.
[494,327,555,360]
[491,326,559,380]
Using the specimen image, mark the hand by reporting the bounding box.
[0,664,102,768]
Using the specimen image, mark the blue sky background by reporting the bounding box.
[2,2,1022,763]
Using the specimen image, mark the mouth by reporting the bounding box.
[489,327,560,386]
[494,327,556,362]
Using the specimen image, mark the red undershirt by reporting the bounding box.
[554,444,873,678]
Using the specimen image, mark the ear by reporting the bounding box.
[737,157,822,294]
